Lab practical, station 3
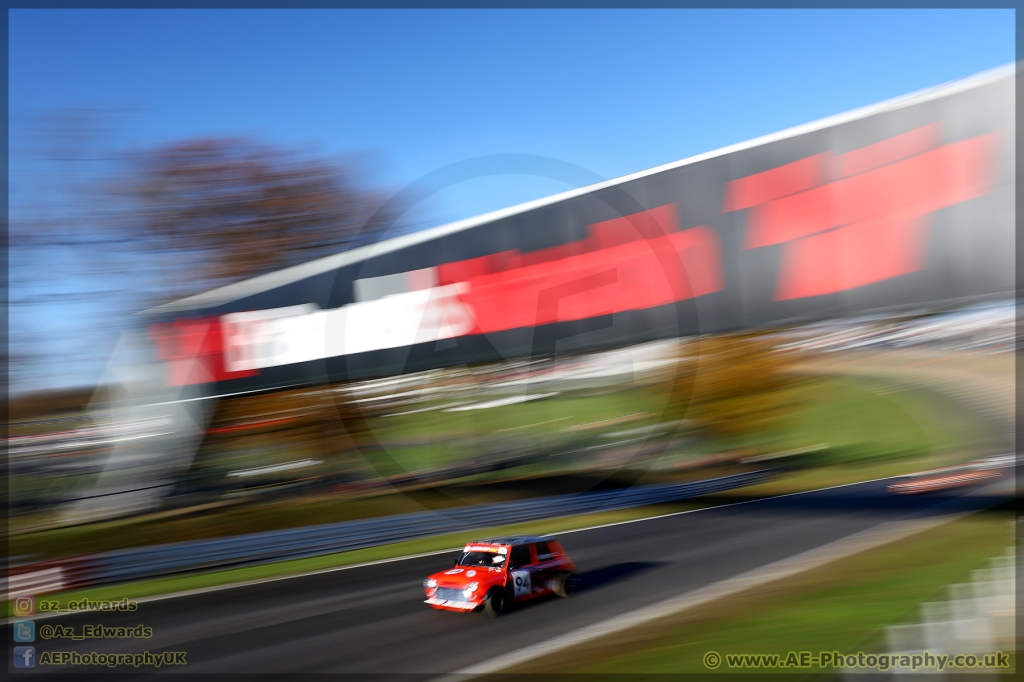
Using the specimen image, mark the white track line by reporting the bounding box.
[432,496,995,682]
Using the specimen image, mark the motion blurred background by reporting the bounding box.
[5,9,1016,674]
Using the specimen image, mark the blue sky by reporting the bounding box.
[9,9,1015,392]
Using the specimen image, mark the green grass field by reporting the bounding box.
[783,376,990,464]
[362,371,993,478]
[361,388,667,474]
[12,371,989,564]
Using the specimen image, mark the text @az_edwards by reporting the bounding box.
[39,623,152,640]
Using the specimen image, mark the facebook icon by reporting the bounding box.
[14,646,35,668]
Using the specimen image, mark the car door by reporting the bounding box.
[507,544,534,601]
[530,541,559,594]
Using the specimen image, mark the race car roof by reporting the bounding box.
[468,536,552,547]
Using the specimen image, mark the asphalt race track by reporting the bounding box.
[12,477,1011,677]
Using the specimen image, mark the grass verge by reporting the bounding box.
[513,509,1016,677]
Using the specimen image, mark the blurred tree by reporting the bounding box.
[11,115,404,394]
[663,334,802,442]
[119,137,400,300]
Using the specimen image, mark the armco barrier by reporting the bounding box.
[7,469,773,594]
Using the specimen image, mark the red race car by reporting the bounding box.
[423,536,577,617]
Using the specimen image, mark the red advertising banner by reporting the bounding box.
[143,66,1013,390]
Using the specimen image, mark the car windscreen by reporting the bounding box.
[457,551,506,567]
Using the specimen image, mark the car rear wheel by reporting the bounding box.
[552,571,578,598]
[483,588,506,618]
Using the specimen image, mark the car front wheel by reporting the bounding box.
[483,587,506,618]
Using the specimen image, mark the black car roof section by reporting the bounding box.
[470,536,551,546]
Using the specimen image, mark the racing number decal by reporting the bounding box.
[512,570,531,598]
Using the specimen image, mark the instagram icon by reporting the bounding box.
[13,595,34,617]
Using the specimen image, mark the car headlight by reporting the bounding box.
[463,582,479,597]
[424,578,437,588]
